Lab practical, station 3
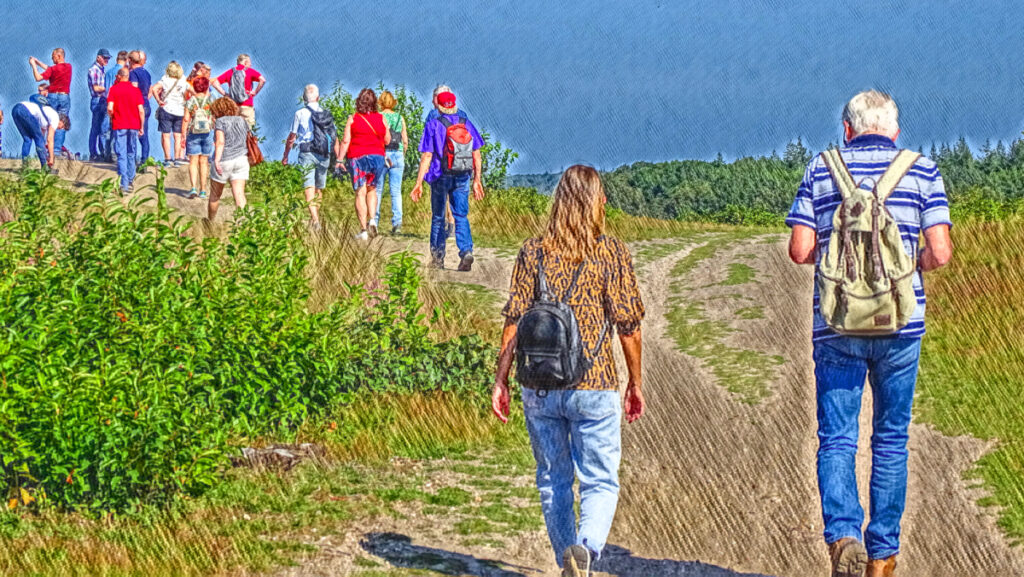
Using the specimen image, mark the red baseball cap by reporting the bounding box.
[437,91,456,108]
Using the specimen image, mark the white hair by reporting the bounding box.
[433,84,451,101]
[843,90,899,137]
[303,84,319,103]
[237,53,250,65]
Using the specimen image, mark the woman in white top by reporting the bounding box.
[150,61,188,167]
[10,95,66,170]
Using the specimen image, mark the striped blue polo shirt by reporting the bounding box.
[785,134,953,342]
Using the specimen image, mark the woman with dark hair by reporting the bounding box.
[337,88,390,240]
[207,96,249,221]
[492,165,646,577]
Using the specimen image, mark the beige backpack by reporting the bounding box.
[817,149,920,335]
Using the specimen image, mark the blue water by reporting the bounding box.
[1,1,1022,172]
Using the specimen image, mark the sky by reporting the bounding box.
[1,0,1023,173]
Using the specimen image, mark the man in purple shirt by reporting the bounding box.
[411,90,485,271]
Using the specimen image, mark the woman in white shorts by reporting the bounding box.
[208,96,250,222]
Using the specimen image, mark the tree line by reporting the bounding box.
[511,136,1024,224]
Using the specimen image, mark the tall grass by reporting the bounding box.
[917,217,1024,542]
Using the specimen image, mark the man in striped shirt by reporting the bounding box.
[87,49,111,161]
[787,90,953,577]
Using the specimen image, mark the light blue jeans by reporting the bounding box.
[522,387,622,566]
[373,150,405,228]
[814,336,921,560]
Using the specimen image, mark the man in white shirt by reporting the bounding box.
[10,95,65,169]
[282,84,339,227]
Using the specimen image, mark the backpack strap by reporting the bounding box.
[437,115,452,129]
[820,149,857,200]
[875,150,921,202]
[821,149,860,281]
[536,249,552,301]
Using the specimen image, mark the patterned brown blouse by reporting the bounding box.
[502,236,645,391]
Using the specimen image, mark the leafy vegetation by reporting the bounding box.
[0,171,496,513]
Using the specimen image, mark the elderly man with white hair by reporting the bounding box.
[283,83,339,227]
[787,90,953,577]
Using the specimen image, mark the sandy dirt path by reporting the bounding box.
[5,160,1022,576]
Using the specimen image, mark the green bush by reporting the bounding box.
[0,171,494,512]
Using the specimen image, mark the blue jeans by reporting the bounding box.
[102,113,113,160]
[12,103,48,168]
[113,129,138,190]
[373,150,405,228]
[814,336,921,560]
[137,106,151,163]
[48,93,70,155]
[89,96,107,159]
[523,388,622,566]
[429,173,473,260]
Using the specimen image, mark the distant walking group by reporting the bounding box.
[281,82,483,270]
[5,47,265,201]
[493,90,952,577]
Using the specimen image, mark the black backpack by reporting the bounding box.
[300,106,336,158]
[384,114,402,151]
[515,250,610,392]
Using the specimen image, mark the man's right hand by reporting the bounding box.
[411,183,423,202]
[281,156,289,166]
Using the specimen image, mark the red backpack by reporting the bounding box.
[438,113,474,174]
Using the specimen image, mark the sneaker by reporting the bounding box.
[445,221,455,239]
[457,252,474,272]
[828,538,868,577]
[174,159,185,168]
[187,188,198,199]
[429,256,445,270]
[119,188,131,197]
[368,223,378,239]
[391,224,402,235]
[562,545,591,577]
[163,160,173,168]
[198,190,209,200]
[355,230,369,241]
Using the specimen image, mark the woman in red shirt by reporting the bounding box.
[337,88,390,240]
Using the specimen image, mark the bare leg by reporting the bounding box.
[198,156,209,193]
[305,185,320,225]
[230,179,247,212]
[355,184,369,230]
[161,133,172,162]
[366,186,378,230]
[173,133,183,162]
[189,155,200,189]
[208,180,225,220]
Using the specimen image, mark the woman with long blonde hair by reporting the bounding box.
[492,165,646,577]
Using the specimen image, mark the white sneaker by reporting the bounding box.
[354,230,369,241]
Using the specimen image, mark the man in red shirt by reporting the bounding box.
[212,53,265,129]
[106,68,145,194]
[30,48,73,157]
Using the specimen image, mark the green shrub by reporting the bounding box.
[0,171,495,513]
